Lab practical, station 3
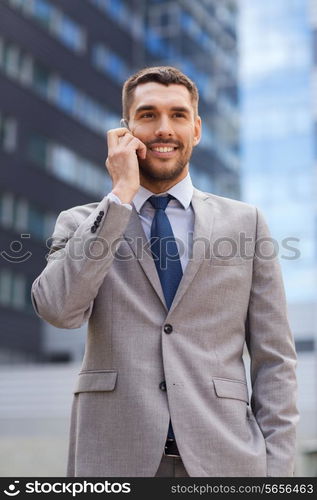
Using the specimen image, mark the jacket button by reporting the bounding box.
[91,226,97,233]
[159,381,166,391]
[94,220,99,227]
[164,324,173,334]
[96,215,102,222]
[99,210,104,216]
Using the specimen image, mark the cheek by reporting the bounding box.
[130,123,150,136]
[179,125,196,142]
[182,133,195,149]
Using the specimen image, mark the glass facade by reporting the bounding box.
[145,0,240,197]
[0,0,239,364]
[239,0,317,450]
[5,0,86,53]
[0,36,121,135]
[28,134,112,197]
[88,0,144,40]
[0,266,33,313]
[0,191,57,241]
[239,0,316,303]
[92,43,131,83]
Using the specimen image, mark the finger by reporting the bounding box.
[120,134,146,158]
[118,133,136,146]
[107,127,131,148]
[126,137,147,159]
[136,140,147,159]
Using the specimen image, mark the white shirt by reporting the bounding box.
[108,173,195,272]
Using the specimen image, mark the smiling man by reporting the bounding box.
[126,80,200,187]
[31,66,298,477]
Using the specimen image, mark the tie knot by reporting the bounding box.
[148,194,172,211]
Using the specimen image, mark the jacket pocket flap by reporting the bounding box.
[213,377,249,403]
[210,256,248,266]
[74,370,118,394]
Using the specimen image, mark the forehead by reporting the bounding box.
[130,82,193,113]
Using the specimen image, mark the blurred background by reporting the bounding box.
[0,0,316,476]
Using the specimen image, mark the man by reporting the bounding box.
[31,66,298,477]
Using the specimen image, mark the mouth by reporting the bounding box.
[148,144,179,158]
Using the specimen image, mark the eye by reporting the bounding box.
[173,113,186,118]
[140,112,154,119]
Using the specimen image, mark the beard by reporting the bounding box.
[138,147,192,182]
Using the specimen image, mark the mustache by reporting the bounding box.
[145,139,182,148]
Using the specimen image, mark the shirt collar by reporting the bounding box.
[133,172,193,213]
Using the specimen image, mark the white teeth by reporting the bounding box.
[152,147,174,152]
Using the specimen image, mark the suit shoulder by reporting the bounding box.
[199,190,258,216]
[193,189,264,234]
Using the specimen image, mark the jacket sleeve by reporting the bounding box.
[31,195,132,329]
[245,208,299,477]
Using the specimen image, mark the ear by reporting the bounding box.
[193,115,202,146]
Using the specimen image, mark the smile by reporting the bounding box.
[149,148,178,158]
[148,144,179,158]
[151,146,175,152]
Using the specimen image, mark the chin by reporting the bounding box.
[139,160,187,182]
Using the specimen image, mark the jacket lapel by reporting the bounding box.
[168,188,214,314]
[123,188,215,313]
[123,206,167,309]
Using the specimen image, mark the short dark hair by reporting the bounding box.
[122,66,199,119]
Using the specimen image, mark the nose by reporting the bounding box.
[154,116,174,137]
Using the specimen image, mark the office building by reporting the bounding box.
[0,0,239,362]
[239,0,317,473]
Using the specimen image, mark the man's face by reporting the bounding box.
[128,82,201,185]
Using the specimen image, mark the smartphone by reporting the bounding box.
[120,118,129,129]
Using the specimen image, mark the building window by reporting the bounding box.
[0,268,12,306]
[295,339,315,353]
[0,268,29,312]
[89,0,143,40]
[3,44,21,79]
[28,134,47,167]
[0,36,120,136]
[56,80,76,113]
[28,133,112,197]
[32,62,50,99]
[150,7,204,47]
[11,273,26,310]
[28,205,45,240]
[145,29,166,57]
[0,192,14,228]
[6,0,86,54]
[44,212,56,237]
[49,144,78,184]
[0,112,17,152]
[32,0,54,29]
[54,13,86,53]
[0,191,57,242]
[7,0,24,7]
[49,143,111,196]
[14,198,28,232]
[109,0,123,19]
[20,54,33,85]
[92,44,130,83]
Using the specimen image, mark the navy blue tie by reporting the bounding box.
[149,194,183,440]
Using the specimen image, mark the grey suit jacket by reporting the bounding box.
[31,188,298,477]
